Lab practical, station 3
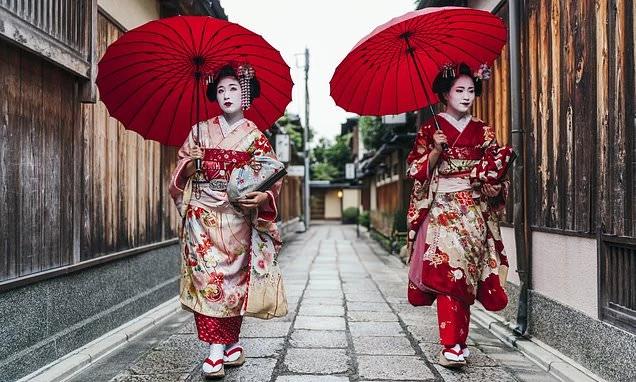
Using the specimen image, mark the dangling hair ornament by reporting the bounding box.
[205,71,215,85]
[441,63,456,78]
[237,63,255,110]
[473,64,491,81]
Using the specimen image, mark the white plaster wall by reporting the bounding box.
[324,190,342,219]
[531,231,598,318]
[99,0,160,30]
[342,189,359,210]
[500,226,520,285]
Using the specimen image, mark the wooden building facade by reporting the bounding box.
[0,1,192,286]
[359,133,414,238]
[413,1,635,380]
[0,1,297,380]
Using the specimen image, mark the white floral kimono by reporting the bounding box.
[169,115,281,318]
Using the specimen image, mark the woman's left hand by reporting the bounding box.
[482,183,502,198]
[236,191,270,210]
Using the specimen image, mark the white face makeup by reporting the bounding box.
[216,76,242,115]
[444,75,475,117]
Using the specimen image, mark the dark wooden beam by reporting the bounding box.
[158,0,227,19]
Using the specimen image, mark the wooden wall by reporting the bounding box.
[519,0,634,236]
[472,3,512,223]
[474,3,510,147]
[0,12,181,282]
[276,175,302,223]
[377,182,399,214]
[0,0,89,57]
[80,13,179,260]
[0,40,77,280]
[474,1,634,236]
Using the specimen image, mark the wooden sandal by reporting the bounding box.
[439,348,466,368]
[202,357,225,379]
[224,346,245,367]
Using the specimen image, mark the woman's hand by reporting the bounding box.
[237,191,270,211]
[432,130,448,153]
[190,146,204,160]
[182,146,204,179]
[482,183,502,198]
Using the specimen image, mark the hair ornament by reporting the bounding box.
[205,72,214,85]
[440,63,456,78]
[473,64,491,81]
[237,63,256,110]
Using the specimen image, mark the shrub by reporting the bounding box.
[358,211,370,228]
[392,208,408,234]
[342,207,359,224]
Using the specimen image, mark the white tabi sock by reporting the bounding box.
[202,343,225,373]
[224,342,242,362]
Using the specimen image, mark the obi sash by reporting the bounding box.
[200,148,251,181]
[443,147,483,160]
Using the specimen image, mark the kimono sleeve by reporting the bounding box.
[252,132,282,222]
[407,123,436,182]
[481,127,511,212]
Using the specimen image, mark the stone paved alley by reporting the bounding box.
[64,223,570,382]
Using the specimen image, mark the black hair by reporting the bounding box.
[206,64,261,104]
[431,62,482,105]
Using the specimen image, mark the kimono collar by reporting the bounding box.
[439,112,471,132]
[219,115,247,137]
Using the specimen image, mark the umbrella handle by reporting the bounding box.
[431,114,449,153]
[195,158,202,171]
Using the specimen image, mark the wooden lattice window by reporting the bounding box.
[599,235,636,333]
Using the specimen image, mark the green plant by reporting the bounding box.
[370,228,392,253]
[359,116,384,151]
[311,162,339,180]
[392,208,408,234]
[358,211,370,228]
[342,207,359,224]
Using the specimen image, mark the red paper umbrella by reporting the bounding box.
[330,7,506,118]
[97,16,293,146]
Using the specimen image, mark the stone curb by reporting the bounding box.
[471,308,607,382]
[18,296,182,382]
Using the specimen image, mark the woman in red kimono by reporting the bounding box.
[406,63,510,368]
[169,64,282,379]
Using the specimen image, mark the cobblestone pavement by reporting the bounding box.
[69,223,559,382]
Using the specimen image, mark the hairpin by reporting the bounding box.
[440,63,456,78]
[205,72,214,85]
[237,63,255,110]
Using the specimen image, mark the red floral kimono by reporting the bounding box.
[406,113,509,345]
[169,115,281,343]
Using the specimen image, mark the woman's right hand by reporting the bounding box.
[183,146,203,179]
[432,130,448,153]
[190,146,204,160]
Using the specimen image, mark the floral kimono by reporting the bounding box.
[406,113,509,313]
[169,115,281,342]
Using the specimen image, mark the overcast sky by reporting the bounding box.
[221,0,417,141]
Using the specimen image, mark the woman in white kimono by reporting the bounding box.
[169,64,282,378]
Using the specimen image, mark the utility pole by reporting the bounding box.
[303,47,311,231]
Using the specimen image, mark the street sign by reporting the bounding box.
[275,134,290,162]
[345,163,356,179]
[381,113,406,125]
[287,165,305,177]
